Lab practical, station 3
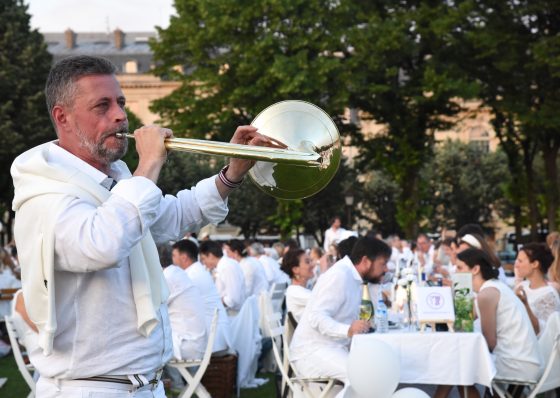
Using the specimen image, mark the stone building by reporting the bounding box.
[42,29,180,124]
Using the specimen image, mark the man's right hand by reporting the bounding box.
[133,125,173,183]
[348,320,371,337]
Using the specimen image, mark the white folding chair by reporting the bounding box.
[269,283,288,314]
[167,309,219,398]
[264,310,336,398]
[527,312,560,398]
[4,315,35,398]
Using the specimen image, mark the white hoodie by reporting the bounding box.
[11,142,168,355]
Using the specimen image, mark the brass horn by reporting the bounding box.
[121,100,341,199]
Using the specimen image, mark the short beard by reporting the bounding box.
[76,123,129,164]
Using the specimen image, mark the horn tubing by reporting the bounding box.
[119,133,321,166]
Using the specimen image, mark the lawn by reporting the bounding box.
[0,354,276,397]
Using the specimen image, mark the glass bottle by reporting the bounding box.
[359,283,374,323]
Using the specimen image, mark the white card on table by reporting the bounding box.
[416,286,455,323]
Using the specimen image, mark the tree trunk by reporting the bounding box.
[522,146,539,241]
[398,171,420,239]
[513,204,522,250]
[542,140,560,232]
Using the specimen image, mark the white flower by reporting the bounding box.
[406,274,415,282]
[404,267,414,275]
[398,278,408,287]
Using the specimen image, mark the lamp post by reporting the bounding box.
[344,191,355,228]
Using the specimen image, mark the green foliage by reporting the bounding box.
[458,0,560,235]
[150,0,352,141]
[268,199,303,241]
[454,287,474,332]
[0,0,53,218]
[360,169,401,236]
[346,1,479,237]
[422,140,510,231]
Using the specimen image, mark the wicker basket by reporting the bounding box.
[201,354,238,398]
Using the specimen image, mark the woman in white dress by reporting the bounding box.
[458,248,542,381]
[436,248,543,398]
[514,242,560,336]
[281,249,314,322]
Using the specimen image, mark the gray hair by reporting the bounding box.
[249,242,266,256]
[45,55,117,128]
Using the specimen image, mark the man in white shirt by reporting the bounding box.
[290,236,391,382]
[224,239,269,298]
[11,55,269,397]
[248,242,290,286]
[199,240,247,314]
[323,216,346,252]
[415,233,435,275]
[158,244,207,361]
[171,239,232,354]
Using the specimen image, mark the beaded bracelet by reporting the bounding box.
[218,165,244,189]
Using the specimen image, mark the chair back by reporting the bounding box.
[4,315,35,395]
[531,312,560,395]
[264,310,298,396]
[269,283,288,314]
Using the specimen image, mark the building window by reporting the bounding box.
[124,60,138,74]
[470,140,489,153]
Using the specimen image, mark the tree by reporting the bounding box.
[459,0,560,237]
[360,169,402,237]
[0,0,53,240]
[346,1,478,238]
[150,0,359,241]
[422,140,510,232]
[150,0,353,142]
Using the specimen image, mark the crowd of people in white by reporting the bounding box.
[2,55,560,398]
[3,214,560,397]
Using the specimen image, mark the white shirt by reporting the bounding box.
[323,227,347,251]
[214,256,246,312]
[33,143,228,379]
[186,261,231,353]
[239,257,269,298]
[163,265,207,360]
[258,255,289,286]
[290,256,362,362]
[413,245,435,275]
[285,284,311,322]
[520,280,560,335]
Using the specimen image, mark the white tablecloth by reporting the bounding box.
[351,331,496,387]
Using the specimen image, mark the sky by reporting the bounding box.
[25,0,176,32]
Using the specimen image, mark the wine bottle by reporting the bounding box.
[359,283,374,322]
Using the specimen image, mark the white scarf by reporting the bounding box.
[11,142,169,355]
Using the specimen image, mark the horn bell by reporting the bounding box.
[249,100,341,200]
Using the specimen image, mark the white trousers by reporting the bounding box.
[36,377,166,398]
[292,345,348,381]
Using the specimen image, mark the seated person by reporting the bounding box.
[171,239,231,354]
[436,248,543,398]
[159,244,207,361]
[290,237,391,383]
[199,240,247,314]
[281,249,314,322]
[248,242,290,287]
[224,239,268,298]
[514,243,560,336]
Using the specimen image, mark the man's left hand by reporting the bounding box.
[224,126,272,182]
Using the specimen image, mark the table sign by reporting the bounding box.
[416,286,455,331]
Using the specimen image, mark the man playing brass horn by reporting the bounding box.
[11,55,268,397]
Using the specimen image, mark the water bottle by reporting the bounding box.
[375,291,389,333]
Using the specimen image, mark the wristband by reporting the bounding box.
[218,165,244,189]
